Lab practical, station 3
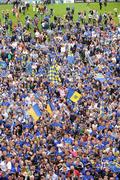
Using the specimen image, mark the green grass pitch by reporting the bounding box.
[0,2,120,25]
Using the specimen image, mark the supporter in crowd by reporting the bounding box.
[0,2,120,180]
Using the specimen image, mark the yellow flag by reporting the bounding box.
[46,104,53,115]
[70,91,82,103]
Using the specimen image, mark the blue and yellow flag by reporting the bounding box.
[67,88,75,99]
[67,88,82,103]
[48,65,61,84]
[28,104,42,121]
[46,101,55,115]
[70,91,82,102]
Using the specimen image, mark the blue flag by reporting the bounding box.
[67,56,75,64]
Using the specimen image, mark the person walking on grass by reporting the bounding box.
[99,0,102,10]
[87,0,90,6]
[104,0,107,7]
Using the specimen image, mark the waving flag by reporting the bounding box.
[46,100,55,115]
[67,88,82,103]
[28,104,42,121]
[67,88,75,99]
[70,91,82,102]
[48,65,61,84]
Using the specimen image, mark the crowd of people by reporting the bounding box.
[0,2,120,180]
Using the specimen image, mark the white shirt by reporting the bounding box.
[0,161,7,172]
[7,161,12,170]
[52,173,58,180]
[35,31,40,38]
